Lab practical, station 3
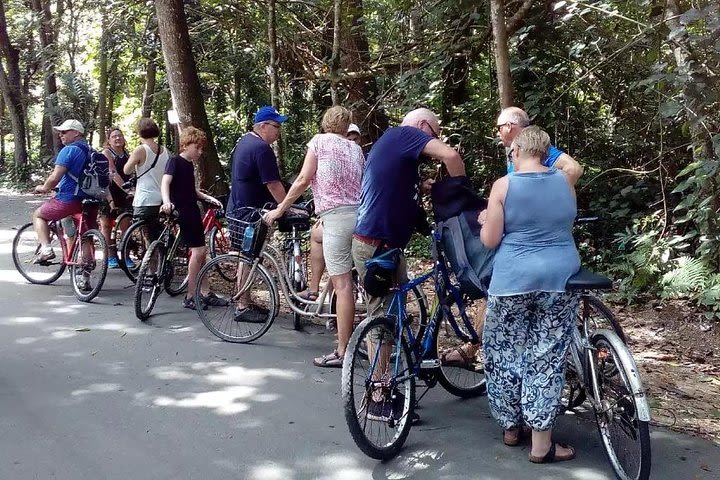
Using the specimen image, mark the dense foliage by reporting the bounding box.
[0,0,718,316]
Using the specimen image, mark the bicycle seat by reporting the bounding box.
[277,208,311,232]
[565,268,613,291]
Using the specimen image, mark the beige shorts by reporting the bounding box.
[320,206,358,276]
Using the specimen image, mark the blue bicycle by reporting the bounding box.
[341,230,487,460]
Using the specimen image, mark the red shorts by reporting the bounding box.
[38,198,98,232]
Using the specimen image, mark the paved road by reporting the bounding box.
[1,192,718,480]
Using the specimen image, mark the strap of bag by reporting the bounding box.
[135,138,162,181]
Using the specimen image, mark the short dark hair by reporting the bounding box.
[137,117,160,139]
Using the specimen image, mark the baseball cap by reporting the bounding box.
[347,123,361,135]
[53,119,85,134]
[253,106,288,124]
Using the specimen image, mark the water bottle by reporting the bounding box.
[242,225,255,253]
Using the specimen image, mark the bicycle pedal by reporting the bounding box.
[420,359,441,369]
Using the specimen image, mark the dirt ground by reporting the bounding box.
[618,301,720,444]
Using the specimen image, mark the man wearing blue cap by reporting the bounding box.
[227,106,289,212]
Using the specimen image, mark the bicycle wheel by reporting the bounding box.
[119,219,151,283]
[591,331,651,480]
[195,253,279,343]
[563,342,587,410]
[208,225,235,283]
[12,222,66,284]
[433,296,486,398]
[70,229,108,302]
[584,295,626,343]
[114,212,133,275]
[134,240,165,321]
[164,239,189,296]
[342,316,415,460]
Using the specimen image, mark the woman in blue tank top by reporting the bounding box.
[480,126,580,464]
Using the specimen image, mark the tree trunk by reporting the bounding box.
[267,0,284,173]
[330,0,342,106]
[0,0,29,171]
[490,0,514,108]
[142,56,157,118]
[155,0,226,193]
[341,0,389,142]
[97,14,109,145]
[31,0,60,156]
[0,94,5,169]
[106,58,119,128]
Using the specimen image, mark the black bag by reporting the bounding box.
[363,247,401,298]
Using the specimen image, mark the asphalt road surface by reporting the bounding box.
[1,192,718,480]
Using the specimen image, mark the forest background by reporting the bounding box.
[0,0,719,318]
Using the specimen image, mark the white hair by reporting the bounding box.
[401,108,439,128]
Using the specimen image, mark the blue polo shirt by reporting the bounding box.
[227,133,281,211]
[55,139,90,202]
[354,126,433,248]
[506,144,563,173]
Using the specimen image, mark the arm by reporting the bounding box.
[264,148,317,223]
[265,181,287,205]
[160,174,173,213]
[422,139,465,176]
[34,165,68,193]
[104,149,125,189]
[195,186,222,207]
[553,153,583,185]
[123,146,146,175]
[480,177,508,249]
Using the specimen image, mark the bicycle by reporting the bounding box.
[194,205,427,344]
[341,228,486,460]
[12,199,109,302]
[563,269,651,480]
[133,212,189,320]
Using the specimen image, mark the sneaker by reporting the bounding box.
[201,292,230,307]
[390,389,420,424]
[33,247,56,264]
[366,397,393,422]
[233,305,268,323]
[108,257,120,269]
[141,273,157,292]
[183,297,207,310]
[76,274,92,293]
[124,258,136,269]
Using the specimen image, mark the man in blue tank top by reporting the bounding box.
[496,107,583,184]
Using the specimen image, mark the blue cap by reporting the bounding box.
[253,106,288,124]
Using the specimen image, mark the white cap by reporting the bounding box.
[53,119,85,134]
[347,123,361,135]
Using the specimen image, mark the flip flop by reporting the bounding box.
[528,442,576,463]
[298,290,319,301]
[440,346,483,372]
[313,350,343,368]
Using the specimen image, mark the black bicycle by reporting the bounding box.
[133,212,189,320]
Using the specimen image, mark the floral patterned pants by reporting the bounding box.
[483,291,579,431]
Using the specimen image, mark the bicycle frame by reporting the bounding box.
[51,208,95,266]
[201,207,223,235]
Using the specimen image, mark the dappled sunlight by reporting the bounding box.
[249,464,295,480]
[247,455,372,480]
[154,385,255,415]
[15,337,40,345]
[71,383,124,397]
[205,365,301,385]
[0,316,45,325]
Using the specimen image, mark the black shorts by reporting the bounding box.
[133,205,162,241]
[177,206,205,248]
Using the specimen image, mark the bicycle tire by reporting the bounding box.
[164,239,189,297]
[119,219,150,283]
[195,253,279,343]
[70,229,108,302]
[134,240,165,321]
[432,301,487,398]
[12,222,66,284]
[342,316,415,460]
[585,295,627,343]
[208,225,235,283]
[114,212,133,277]
[591,331,651,480]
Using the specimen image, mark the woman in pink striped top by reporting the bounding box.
[265,106,365,367]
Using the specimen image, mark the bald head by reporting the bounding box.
[401,108,440,138]
[497,107,530,128]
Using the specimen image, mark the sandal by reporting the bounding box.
[313,350,343,368]
[528,442,576,464]
[298,290,319,302]
[503,426,531,446]
[440,345,482,372]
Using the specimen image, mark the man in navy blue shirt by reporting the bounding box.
[227,106,289,212]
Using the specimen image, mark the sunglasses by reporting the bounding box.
[496,121,516,132]
[423,120,440,139]
[265,122,281,129]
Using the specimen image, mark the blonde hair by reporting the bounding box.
[321,106,351,135]
[512,126,550,160]
[179,126,208,151]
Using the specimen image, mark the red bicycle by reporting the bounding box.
[12,199,109,302]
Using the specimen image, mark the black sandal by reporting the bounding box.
[313,350,343,368]
[528,442,576,463]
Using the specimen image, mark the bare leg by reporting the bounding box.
[32,207,51,246]
[99,215,115,258]
[308,221,325,293]
[186,246,207,300]
[443,298,486,362]
[330,271,354,356]
[530,430,574,458]
[235,261,251,308]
